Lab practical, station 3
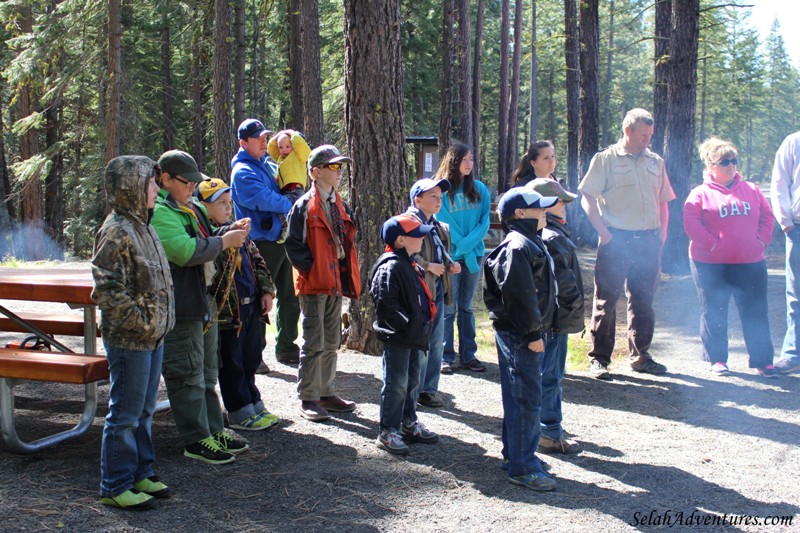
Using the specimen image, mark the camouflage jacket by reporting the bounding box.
[211,237,274,330]
[91,156,175,351]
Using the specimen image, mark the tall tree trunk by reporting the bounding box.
[106,0,122,161]
[343,0,408,354]
[699,55,707,142]
[191,0,210,168]
[234,0,246,128]
[564,0,579,190]
[455,0,473,150]
[505,0,523,188]
[0,74,14,223]
[579,0,599,178]
[662,0,699,274]
[213,0,233,181]
[496,0,510,192]
[548,66,556,145]
[528,0,538,141]
[288,0,304,130]
[472,0,483,180]
[601,0,614,146]
[161,11,174,151]
[44,100,64,245]
[652,0,671,156]
[301,0,324,145]
[439,0,454,158]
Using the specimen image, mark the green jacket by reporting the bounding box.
[91,156,175,351]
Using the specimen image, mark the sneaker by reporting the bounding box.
[184,436,235,464]
[501,458,552,473]
[401,421,439,444]
[258,409,281,426]
[440,361,454,375]
[710,362,730,375]
[318,395,356,412]
[458,359,487,372]
[774,357,800,374]
[509,472,557,492]
[376,431,409,455]
[590,359,611,380]
[417,392,444,408]
[100,489,156,510]
[537,435,582,455]
[133,476,171,499]
[255,360,271,374]
[214,431,249,454]
[631,356,667,375]
[229,412,279,431]
[757,364,780,378]
[299,400,331,422]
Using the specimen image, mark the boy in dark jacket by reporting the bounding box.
[529,178,585,455]
[484,188,559,491]
[285,144,361,422]
[198,178,278,432]
[371,214,440,456]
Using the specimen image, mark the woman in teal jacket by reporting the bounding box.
[434,143,491,373]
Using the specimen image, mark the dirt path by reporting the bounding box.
[0,260,798,532]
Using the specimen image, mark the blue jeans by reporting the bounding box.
[495,330,546,478]
[419,279,445,394]
[782,229,800,364]
[541,333,568,440]
[100,343,164,497]
[444,257,483,364]
[219,302,265,425]
[379,341,422,433]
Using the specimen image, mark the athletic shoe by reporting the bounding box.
[440,361,454,375]
[537,435,582,455]
[458,359,487,372]
[184,436,235,465]
[401,421,439,444]
[258,409,281,426]
[501,458,552,473]
[509,472,557,491]
[133,476,171,499]
[590,359,611,380]
[230,412,279,431]
[214,431,249,454]
[710,362,730,375]
[757,364,779,378]
[417,392,443,408]
[100,489,156,510]
[376,431,409,456]
[631,356,667,375]
[774,357,800,374]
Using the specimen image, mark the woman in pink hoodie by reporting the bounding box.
[684,137,777,378]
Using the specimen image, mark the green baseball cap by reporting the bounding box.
[158,150,205,183]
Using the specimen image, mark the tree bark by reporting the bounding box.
[579,0,600,178]
[213,0,233,181]
[0,73,14,223]
[44,98,64,245]
[161,11,174,151]
[234,0,246,128]
[529,0,538,141]
[472,0,484,180]
[496,0,510,192]
[288,0,304,130]
[455,0,473,150]
[343,0,408,354]
[439,0,454,158]
[301,0,324,145]
[106,0,122,161]
[564,0,579,191]
[662,0,699,275]
[190,0,210,169]
[601,0,614,146]
[505,0,523,190]
[652,0,671,156]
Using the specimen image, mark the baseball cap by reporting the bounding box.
[197,178,232,203]
[497,188,559,221]
[238,119,269,140]
[409,178,451,202]
[527,178,578,203]
[157,150,205,183]
[308,144,352,171]
[381,214,434,247]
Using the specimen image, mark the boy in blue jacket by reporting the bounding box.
[370,214,440,456]
[483,188,559,491]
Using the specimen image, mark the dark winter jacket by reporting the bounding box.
[405,206,454,305]
[541,213,585,334]
[370,248,432,350]
[483,218,556,342]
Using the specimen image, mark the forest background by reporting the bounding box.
[1,0,799,351]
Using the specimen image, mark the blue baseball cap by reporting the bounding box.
[409,178,451,202]
[238,119,269,140]
[497,188,559,221]
[381,214,434,247]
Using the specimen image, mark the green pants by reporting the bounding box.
[256,240,301,355]
[297,294,342,401]
[161,308,224,445]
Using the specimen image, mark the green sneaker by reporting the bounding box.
[100,489,156,510]
[509,472,557,491]
[229,412,279,431]
[214,430,249,454]
[133,476,171,499]
[184,436,235,465]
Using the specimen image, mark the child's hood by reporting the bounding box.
[105,155,157,223]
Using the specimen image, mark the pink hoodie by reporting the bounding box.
[683,172,774,264]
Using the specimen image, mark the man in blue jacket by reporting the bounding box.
[231,119,300,364]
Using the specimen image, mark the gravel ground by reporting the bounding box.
[0,256,798,532]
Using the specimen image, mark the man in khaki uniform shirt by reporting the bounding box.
[578,108,676,380]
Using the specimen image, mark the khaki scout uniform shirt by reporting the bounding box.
[578,142,676,231]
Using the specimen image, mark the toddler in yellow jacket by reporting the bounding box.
[267,129,311,241]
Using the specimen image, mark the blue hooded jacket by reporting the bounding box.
[230,147,293,241]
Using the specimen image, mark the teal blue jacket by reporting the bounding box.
[435,180,491,273]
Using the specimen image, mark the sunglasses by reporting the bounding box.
[322,163,343,171]
[715,157,738,167]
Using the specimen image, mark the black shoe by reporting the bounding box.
[417,392,443,408]
[184,437,235,465]
[276,348,300,364]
